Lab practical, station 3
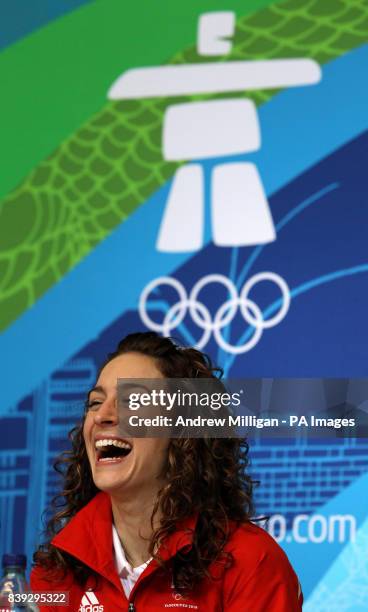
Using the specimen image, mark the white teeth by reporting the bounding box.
[95,439,131,450]
[98,456,121,462]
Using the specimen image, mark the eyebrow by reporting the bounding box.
[87,385,106,399]
[119,382,151,393]
[87,381,152,400]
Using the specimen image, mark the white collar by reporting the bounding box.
[112,524,152,578]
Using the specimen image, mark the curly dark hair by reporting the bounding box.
[33,332,255,593]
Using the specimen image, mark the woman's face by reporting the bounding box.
[83,352,169,497]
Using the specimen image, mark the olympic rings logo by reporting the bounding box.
[139,272,290,354]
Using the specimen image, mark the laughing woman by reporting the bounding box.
[31,332,302,611]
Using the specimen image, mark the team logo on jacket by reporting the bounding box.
[79,591,104,612]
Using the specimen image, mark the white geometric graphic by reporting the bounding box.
[163,99,260,160]
[212,162,275,246]
[139,272,290,354]
[197,12,236,56]
[108,12,321,253]
[157,165,204,252]
[80,590,100,607]
[108,59,321,99]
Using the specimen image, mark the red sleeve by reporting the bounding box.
[223,527,303,611]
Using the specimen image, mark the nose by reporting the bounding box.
[93,397,119,426]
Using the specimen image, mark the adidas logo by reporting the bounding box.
[78,591,104,612]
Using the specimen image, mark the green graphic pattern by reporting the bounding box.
[1,0,367,331]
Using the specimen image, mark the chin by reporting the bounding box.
[93,474,128,492]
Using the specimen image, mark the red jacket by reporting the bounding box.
[31,492,302,611]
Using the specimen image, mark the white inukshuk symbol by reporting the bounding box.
[109,12,321,252]
[139,273,291,354]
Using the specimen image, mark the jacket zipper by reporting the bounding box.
[128,603,136,611]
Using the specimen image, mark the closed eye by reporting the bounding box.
[85,399,103,411]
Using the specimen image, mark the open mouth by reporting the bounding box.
[95,439,132,464]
